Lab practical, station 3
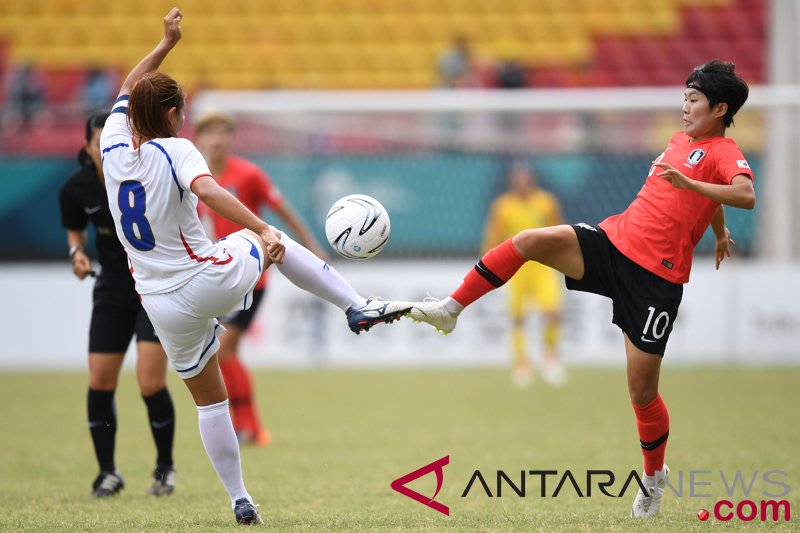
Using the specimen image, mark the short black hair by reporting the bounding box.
[686,60,749,128]
[77,111,109,166]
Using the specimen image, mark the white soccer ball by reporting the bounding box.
[325,194,391,260]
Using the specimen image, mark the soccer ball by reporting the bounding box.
[325,194,391,260]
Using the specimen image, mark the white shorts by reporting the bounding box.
[140,231,264,379]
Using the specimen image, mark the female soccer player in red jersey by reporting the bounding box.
[409,60,754,518]
[194,112,329,446]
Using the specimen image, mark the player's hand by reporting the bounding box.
[162,7,183,46]
[654,162,694,190]
[72,250,93,280]
[714,227,734,270]
[260,228,285,264]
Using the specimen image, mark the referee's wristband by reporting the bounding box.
[69,246,84,260]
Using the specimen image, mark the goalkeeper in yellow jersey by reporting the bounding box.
[483,163,567,387]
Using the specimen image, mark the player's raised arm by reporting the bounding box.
[117,8,183,98]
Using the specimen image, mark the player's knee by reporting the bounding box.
[139,380,165,397]
[512,228,561,260]
[89,374,118,391]
[629,384,658,407]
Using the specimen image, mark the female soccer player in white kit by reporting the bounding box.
[101,9,410,524]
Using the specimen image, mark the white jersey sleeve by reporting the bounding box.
[170,139,212,190]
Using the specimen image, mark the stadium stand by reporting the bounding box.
[0,0,765,154]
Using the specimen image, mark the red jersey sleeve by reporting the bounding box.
[713,141,754,184]
[252,168,284,210]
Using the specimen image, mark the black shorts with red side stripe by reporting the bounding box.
[565,223,683,356]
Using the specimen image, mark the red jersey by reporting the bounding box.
[201,156,283,289]
[599,132,753,284]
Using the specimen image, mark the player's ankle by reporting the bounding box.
[442,297,463,316]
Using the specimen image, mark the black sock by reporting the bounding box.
[87,388,117,472]
[143,387,175,470]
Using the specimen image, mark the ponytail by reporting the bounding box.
[128,72,185,142]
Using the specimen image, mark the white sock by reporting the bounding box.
[197,400,251,505]
[276,233,367,311]
[642,472,656,488]
[442,296,464,316]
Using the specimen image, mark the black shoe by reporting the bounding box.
[149,466,176,496]
[233,497,264,525]
[91,471,124,498]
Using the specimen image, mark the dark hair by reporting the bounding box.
[77,111,109,166]
[127,72,185,142]
[685,60,749,127]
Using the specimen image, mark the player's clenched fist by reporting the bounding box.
[163,7,183,45]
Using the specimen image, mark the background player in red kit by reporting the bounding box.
[195,112,328,445]
[409,60,755,518]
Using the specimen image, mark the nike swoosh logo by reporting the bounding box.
[640,336,658,343]
[151,418,173,429]
[84,205,103,214]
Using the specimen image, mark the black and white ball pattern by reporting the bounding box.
[325,194,391,260]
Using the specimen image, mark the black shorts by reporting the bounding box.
[220,288,265,330]
[89,284,159,353]
[565,223,683,356]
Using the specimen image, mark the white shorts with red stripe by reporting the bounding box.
[140,231,264,379]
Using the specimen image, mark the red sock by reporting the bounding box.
[632,394,670,476]
[451,238,526,308]
[234,361,264,437]
[219,358,245,432]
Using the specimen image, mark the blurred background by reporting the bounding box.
[0,0,798,369]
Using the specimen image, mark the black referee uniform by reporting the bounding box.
[59,162,159,350]
[59,156,175,497]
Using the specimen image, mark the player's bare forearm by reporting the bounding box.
[192,177,269,235]
[654,163,755,210]
[118,8,183,97]
[689,177,755,210]
[710,205,726,238]
[66,229,87,250]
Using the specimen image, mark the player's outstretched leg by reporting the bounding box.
[409,226,583,334]
[408,237,526,334]
[270,231,412,333]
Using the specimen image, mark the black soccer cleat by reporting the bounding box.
[91,471,125,498]
[233,498,264,525]
[345,299,413,334]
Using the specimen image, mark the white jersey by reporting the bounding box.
[101,94,228,295]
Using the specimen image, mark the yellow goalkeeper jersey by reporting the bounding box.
[483,190,561,250]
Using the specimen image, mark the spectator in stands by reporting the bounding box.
[194,111,329,447]
[4,62,46,130]
[82,67,116,114]
[437,36,476,88]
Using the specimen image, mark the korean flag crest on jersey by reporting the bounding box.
[686,149,706,165]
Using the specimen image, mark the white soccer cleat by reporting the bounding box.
[408,298,458,335]
[631,464,670,518]
[540,359,568,388]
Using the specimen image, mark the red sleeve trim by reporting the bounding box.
[190,173,213,190]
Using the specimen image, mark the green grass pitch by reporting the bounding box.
[1,367,797,532]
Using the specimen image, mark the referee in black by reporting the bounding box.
[59,111,177,498]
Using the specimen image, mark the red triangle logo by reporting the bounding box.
[390,455,450,515]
